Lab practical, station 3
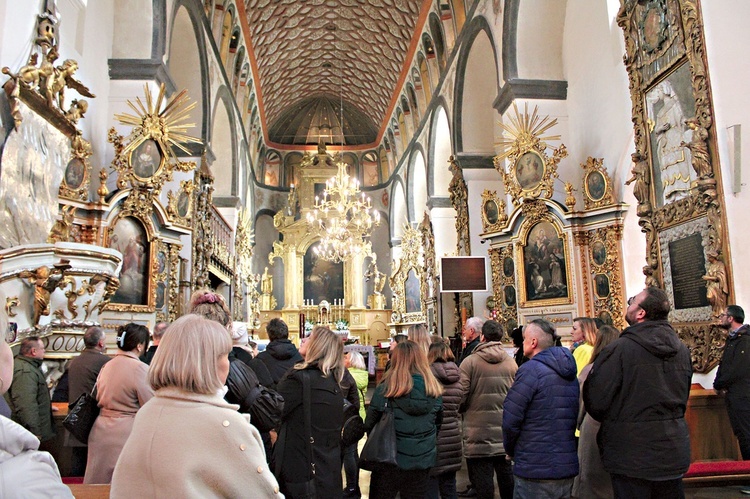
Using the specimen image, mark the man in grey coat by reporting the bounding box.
[459,320,518,499]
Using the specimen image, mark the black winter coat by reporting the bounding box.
[274,366,343,498]
[714,324,750,409]
[584,320,692,481]
[257,340,303,389]
[232,347,275,388]
[430,361,462,476]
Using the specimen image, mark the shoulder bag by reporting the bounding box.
[358,398,398,470]
[341,396,365,447]
[63,384,99,443]
[225,359,284,432]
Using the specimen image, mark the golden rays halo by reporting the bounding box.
[108,84,201,193]
[493,103,568,205]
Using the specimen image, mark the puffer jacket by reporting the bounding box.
[583,320,692,481]
[502,346,579,480]
[365,374,443,470]
[4,356,55,442]
[257,339,303,388]
[430,361,462,475]
[459,341,517,457]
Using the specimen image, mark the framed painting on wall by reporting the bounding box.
[108,216,152,307]
[520,220,571,306]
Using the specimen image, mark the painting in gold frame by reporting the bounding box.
[518,220,572,307]
[105,214,156,312]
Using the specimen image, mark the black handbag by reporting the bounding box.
[249,384,284,432]
[358,398,398,470]
[341,397,365,447]
[63,386,99,443]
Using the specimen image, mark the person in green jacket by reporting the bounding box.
[346,351,369,420]
[4,336,55,442]
[365,340,443,499]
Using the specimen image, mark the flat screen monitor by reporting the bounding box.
[440,256,488,293]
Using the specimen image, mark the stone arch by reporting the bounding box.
[418,53,433,103]
[167,2,210,142]
[429,103,453,197]
[407,147,428,223]
[210,87,238,197]
[219,7,234,65]
[429,12,447,72]
[453,17,499,153]
[390,178,408,242]
[406,84,420,127]
[502,0,565,81]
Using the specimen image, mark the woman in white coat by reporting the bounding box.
[111,314,281,498]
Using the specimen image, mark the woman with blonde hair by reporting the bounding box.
[408,323,430,355]
[571,317,597,376]
[365,341,443,499]
[111,315,280,497]
[274,326,344,498]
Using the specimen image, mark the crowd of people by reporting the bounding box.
[1,286,749,498]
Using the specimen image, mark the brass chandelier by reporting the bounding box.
[306,160,380,263]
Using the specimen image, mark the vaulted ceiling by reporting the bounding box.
[240,0,428,146]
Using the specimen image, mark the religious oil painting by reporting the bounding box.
[155,281,166,310]
[522,221,569,303]
[264,151,281,187]
[131,139,162,179]
[503,256,515,278]
[645,62,696,207]
[64,158,85,189]
[176,191,190,218]
[585,170,607,202]
[504,285,516,307]
[483,199,499,225]
[594,274,610,298]
[515,151,545,191]
[405,268,422,313]
[303,244,344,303]
[591,241,607,266]
[109,217,150,305]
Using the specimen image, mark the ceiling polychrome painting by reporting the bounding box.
[241,0,427,146]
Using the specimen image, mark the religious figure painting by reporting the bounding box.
[303,244,344,303]
[109,217,150,305]
[585,171,606,201]
[176,191,190,218]
[591,241,607,266]
[645,62,696,207]
[64,158,84,189]
[504,285,516,307]
[483,199,499,225]
[522,221,568,303]
[364,158,379,187]
[405,269,422,313]
[515,151,545,191]
[503,256,514,278]
[155,281,166,310]
[132,139,161,179]
[594,273,610,298]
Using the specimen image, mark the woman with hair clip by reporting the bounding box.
[365,341,444,499]
[110,315,281,497]
[274,326,345,498]
[85,323,153,484]
[571,317,597,376]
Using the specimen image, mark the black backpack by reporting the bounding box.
[341,397,365,447]
[225,359,284,432]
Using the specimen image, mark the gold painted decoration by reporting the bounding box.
[109,84,200,193]
[18,261,71,326]
[581,157,615,209]
[47,205,76,244]
[493,103,568,206]
[480,190,508,234]
[5,297,19,318]
[389,223,426,324]
[587,225,626,329]
[59,133,92,201]
[166,180,195,227]
[448,156,471,256]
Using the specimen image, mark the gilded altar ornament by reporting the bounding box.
[564,183,576,211]
[480,190,509,234]
[47,205,75,243]
[493,103,568,207]
[448,156,471,256]
[110,84,200,194]
[166,180,196,226]
[97,168,109,202]
[5,297,19,318]
[19,260,71,326]
[59,132,94,201]
[389,223,426,324]
[419,211,440,300]
[580,157,615,210]
[702,250,728,319]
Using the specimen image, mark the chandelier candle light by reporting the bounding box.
[307,161,381,263]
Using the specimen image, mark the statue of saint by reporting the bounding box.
[261,267,273,296]
[703,250,728,318]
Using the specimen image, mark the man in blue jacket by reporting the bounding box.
[502,319,579,499]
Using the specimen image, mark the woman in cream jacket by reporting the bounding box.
[111,315,281,498]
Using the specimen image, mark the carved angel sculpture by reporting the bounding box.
[19,262,70,325]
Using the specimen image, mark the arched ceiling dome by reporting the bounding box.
[268,95,378,146]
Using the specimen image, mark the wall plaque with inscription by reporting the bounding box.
[668,233,709,310]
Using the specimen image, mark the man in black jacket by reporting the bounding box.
[257,318,303,389]
[714,305,750,459]
[584,287,692,498]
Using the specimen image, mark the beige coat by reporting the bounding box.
[84,352,153,484]
[111,387,282,498]
[459,341,517,457]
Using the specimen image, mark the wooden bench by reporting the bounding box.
[65,484,110,498]
[684,460,750,487]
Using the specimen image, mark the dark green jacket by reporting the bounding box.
[4,356,55,441]
[364,373,442,470]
